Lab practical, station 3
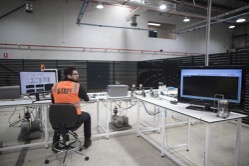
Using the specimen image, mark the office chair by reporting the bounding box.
[44,104,89,165]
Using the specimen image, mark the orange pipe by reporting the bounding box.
[0,43,201,56]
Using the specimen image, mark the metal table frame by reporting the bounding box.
[136,96,247,166]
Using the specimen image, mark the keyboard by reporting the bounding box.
[186,105,218,112]
[186,105,204,111]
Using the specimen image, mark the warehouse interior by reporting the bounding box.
[1,0,249,166]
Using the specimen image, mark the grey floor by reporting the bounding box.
[0,100,249,166]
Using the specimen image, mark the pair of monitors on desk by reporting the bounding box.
[0,85,51,101]
[0,71,57,101]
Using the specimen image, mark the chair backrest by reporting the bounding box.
[49,104,78,129]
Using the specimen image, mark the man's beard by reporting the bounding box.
[69,78,78,83]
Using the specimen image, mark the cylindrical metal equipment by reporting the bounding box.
[217,99,230,118]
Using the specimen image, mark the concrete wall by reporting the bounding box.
[0,0,232,61]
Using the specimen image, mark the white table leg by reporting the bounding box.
[235,118,242,166]
[153,105,156,128]
[97,99,99,127]
[204,123,210,166]
[157,106,161,133]
[44,105,48,148]
[136,100,141,137]
[187,117,190,151]
[106,100,110,139]
[161,107,166,156]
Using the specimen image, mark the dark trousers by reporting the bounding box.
[53,112,91,143]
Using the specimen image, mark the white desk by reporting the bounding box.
[0,99,51,152]
[135,96,247,166]
[0,93,115,152]
[0,96,106,152]
[0,94,135,152]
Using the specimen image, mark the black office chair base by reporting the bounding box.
[45,139,89,165]
[47,104,90,165]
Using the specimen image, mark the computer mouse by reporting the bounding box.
[170,100,178,104]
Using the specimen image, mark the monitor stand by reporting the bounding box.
[35,93,40,101]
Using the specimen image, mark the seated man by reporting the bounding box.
[51,67,92,151]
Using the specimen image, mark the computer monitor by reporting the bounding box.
[19,71,57,101]
[0,86,20,100]
[43,69,59,83]
[178,66,244,106]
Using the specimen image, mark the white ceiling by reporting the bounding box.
[90,0,249,33]
[1,0,248,34]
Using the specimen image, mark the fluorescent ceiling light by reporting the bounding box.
[159,4,166,10]
[148,22,161,26]
[229,25,235,29]
[183,17,190,22]
[96,3,104,9]
[130,0,144,3]
[236,18,246,23]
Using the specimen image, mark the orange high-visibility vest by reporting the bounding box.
[52,81,82,115]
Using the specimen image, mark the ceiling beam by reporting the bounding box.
[77,0,90,24]
[0,4,25,20]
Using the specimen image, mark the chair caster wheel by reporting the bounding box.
[45,159,49,164]
[79,147,83,151]
[85,157,89,161]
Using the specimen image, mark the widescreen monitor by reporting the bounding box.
[19,71,57,101]
[179,66,244,105]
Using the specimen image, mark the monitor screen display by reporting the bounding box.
[20,71,57,96]
[179,66,243,104]
[43,69,59,83]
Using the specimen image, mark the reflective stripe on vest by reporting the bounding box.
[53,83,58,93]
[73,101,81,110]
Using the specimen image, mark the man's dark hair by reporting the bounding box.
[64,67,77,77]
